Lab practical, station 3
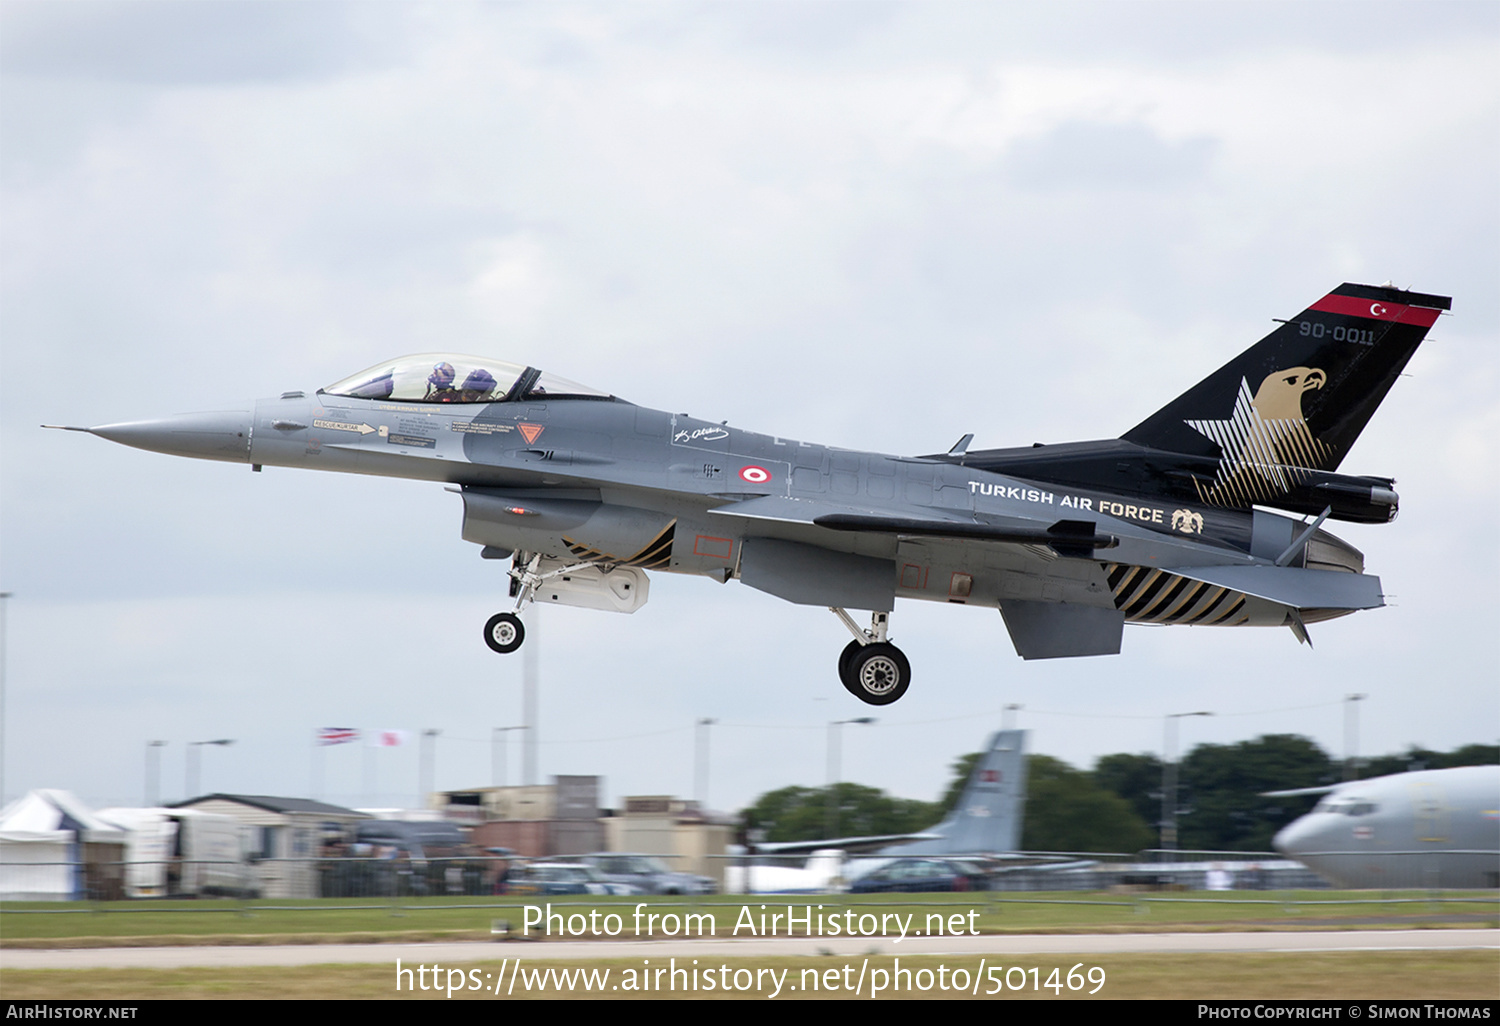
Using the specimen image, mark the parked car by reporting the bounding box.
[321,820,492,897]
[505,862,638,896]
[848,858,990,894]
[578,853,716,895]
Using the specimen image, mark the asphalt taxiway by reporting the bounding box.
[4,929,1496,969]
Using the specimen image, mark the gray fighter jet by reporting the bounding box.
[49,282,1449,706]
[1270,765,1499,889]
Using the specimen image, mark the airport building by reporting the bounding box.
[437,776,605,856]
[603,795,732,885]
[171,794,368,899]
[434,780,731,886]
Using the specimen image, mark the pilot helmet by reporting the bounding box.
[429,362,456,389]
[461,368,497,393]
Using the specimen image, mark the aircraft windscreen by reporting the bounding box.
[324,355,613,404]
[1315,796,1380,816]
[326,355,526,403]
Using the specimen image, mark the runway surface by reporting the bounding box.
[4,930,1497,969]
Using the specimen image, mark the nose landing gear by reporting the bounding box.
[483,612,525,654]
[482,552,552,654]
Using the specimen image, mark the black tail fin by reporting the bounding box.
[1122,283,1449,505]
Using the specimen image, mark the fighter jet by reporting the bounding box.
[49,282,1449,706]
[1269,765,1499,889]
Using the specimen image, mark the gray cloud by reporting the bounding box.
[0,0,410,85]
[1004,121,1218,192]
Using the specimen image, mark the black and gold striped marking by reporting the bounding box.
[563,520,675,570]
[1105,563,1248,625]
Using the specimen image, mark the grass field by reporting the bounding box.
[2,890,1494,946]
[3,893,1495,1000]
[3,952,1497,1000]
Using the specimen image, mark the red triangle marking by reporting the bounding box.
[517,423,544,444]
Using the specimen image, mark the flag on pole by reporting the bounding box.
[370,729,409,748]
[317,727,360,746]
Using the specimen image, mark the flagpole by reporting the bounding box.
[363,741,374,809]
[311,732,323,801]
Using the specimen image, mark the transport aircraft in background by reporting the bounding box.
[1270,764,1500,889]
[724,730,1027,893]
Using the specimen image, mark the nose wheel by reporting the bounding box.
[484,612,525,654]
[831,608,911,705]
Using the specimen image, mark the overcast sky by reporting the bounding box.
[2,1,1496,818]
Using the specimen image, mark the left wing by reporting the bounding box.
[745,833,944,858]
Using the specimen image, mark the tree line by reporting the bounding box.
[739,737,1498,854]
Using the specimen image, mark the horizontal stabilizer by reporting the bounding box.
[1163,565,1383,611]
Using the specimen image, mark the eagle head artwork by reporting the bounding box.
[1252,366,1327,422]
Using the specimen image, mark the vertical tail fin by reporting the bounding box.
[891,730,1028,855]
[1121,285,1450,501]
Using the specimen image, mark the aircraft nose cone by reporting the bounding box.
[90,410,253,463]
[1272,817,1315,859]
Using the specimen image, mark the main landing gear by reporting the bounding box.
[830,608,911,706]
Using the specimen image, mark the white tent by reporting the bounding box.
[95,807,179,898]
[0,790,127,900]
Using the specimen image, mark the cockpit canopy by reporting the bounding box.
[323,354,614,404]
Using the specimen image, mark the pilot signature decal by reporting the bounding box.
[674,426,729,444]
[1186,366,1333,506]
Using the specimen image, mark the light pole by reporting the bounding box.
[0,591,12,807]
[492,726,526,788]
[419,729,441,809]
[186,739,234,799]
[145,740,166,806]
[826,717,875,839]
[522,606,540,786]
[1002,703,1023,731]
[1161,712,1211,855]
[695,718,716,809]
[1344,693,1368,781]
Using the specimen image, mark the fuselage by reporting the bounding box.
[69,281,1447,697]
[90,378,1366,631]
[1272,766,1500,889]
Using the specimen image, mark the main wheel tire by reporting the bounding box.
[483,612,525,654]
[837,640,864,694]
[847,642,911,706]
